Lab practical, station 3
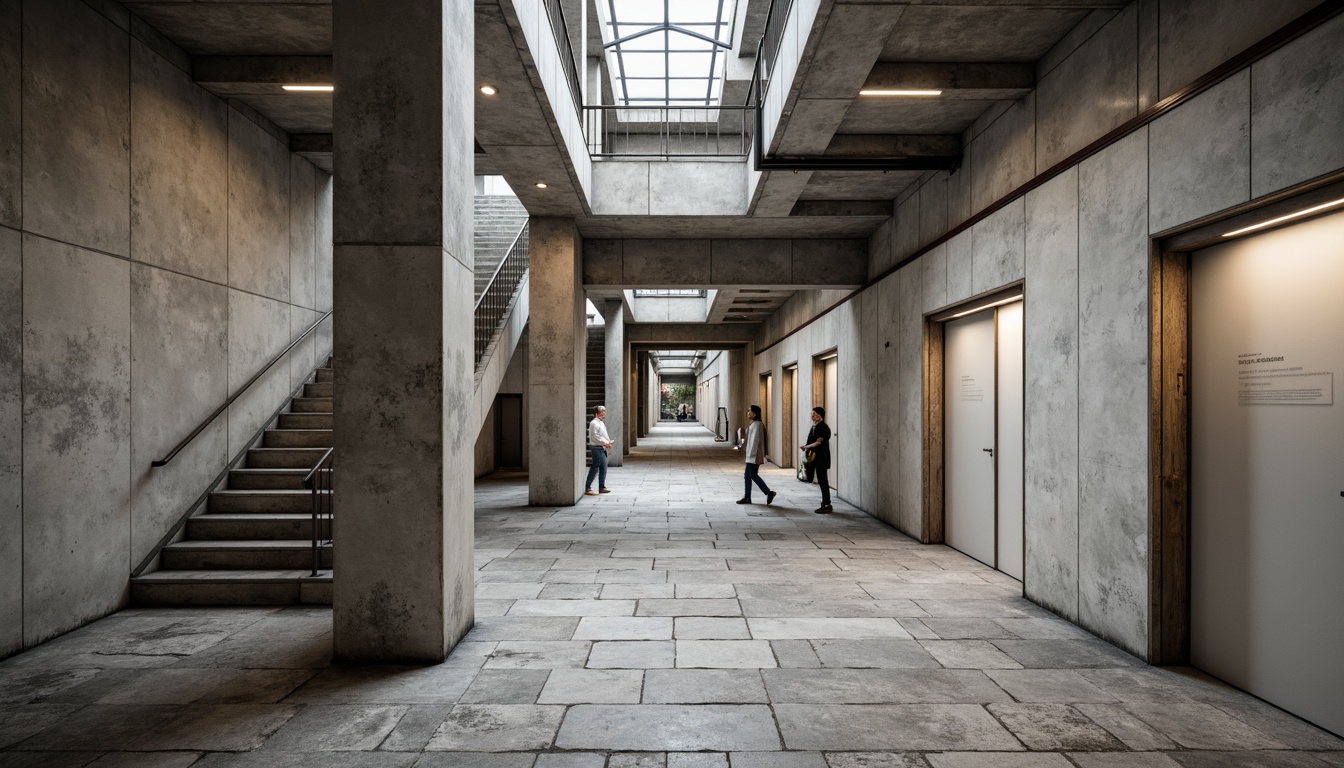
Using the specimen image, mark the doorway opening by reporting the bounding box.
[812,351,838,490]
[930,289,1024,581]
[759,372,773,460]
[1153,181,1344,736]
[495,394,524,469]
[781,365,797,468]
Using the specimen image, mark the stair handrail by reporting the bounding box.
[152,310,333,468]
[475,221,530,367]
[303,447,335,577]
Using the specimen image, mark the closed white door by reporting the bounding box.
[944,310,996,567]
[996,302,1024,581]
[1191,209,1344,737]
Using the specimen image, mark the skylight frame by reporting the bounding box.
[602,0,736,107]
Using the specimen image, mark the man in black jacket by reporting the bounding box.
[800,406,832,513]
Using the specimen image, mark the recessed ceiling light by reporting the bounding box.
[858,89,943,97]
[535,182,548,189]
[282,84,334,92]
[480,84,498,96]
[1222,197,1344,237]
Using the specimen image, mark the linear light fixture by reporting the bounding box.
[282,84,334,92]
[859,88,943,97]
[1222,197,1344,238]
[946,293,1023,320]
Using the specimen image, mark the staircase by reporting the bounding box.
[131,365,335,605]
[475,195,529,301]
[584,326,605,464]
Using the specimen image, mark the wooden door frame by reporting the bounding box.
[781,364,797,468]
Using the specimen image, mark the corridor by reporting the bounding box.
[0,425,1340,767]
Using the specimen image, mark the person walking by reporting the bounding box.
[800,406,832,513]
[584,405,614,496]
[737,405,776,505]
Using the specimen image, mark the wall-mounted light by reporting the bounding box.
[946,293,1023,320]
[858,89,943,97]
[535,182,548,189]
[480,84,499,96]
[282,84,334,92]
[1222,197,1344,238]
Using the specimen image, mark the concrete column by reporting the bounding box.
[602,300,624,466]
[625,341,635,452]
[528,217,584,505]
[331,0,474,662]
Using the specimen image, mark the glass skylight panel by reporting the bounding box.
[602,0,735,106]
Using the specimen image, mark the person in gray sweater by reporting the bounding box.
[737,405,776,505]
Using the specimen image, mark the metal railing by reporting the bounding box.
[542,0,583,114]
[583,105,754,158]
[303,447,334,577]
[475,221,530,367]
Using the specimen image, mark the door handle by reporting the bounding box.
[983,448,994,458]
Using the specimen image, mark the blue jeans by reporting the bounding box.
[744,462,771,500]
[585,445,608,490]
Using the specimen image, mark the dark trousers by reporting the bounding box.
[744,462,771,500]
[585,445,607,490]
[816,467,831,505]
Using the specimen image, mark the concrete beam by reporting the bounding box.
[628,323,758,345]
[584,238,868,289]
[863,62,1035,99]
[788,200,893,218]
[823,134,961,158]
[192,55,333,95]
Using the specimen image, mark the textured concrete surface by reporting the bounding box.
[228,107,292,302]
[584,239,867,289]
[1,425,1340,764]
[226,289,291,458]
[528,217,585,506]
[289,157,317,310]
[22,0,130,256]
[0,225,19,657]
[21,236,131,647]
[602,300,625,467]
[1148,71,1250,234]
[0,0,20,229]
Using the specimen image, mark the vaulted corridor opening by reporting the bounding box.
[2,426,1340,764]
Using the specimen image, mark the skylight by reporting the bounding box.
[601,0,736,107]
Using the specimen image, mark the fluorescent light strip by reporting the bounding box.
[1222,197,1344,237]
[859,89,943,97]
[947,294,1023,320]
[282,84,334,92]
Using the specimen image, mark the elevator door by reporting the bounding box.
[1190,209,1344,737]
[944,311,997,567]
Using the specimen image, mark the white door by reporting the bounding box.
[996,302,1024,581]
[1191,209,1344,737]
[824,357,838,489]
[944,310,997,567]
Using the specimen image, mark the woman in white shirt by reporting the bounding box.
[737,405,776,505]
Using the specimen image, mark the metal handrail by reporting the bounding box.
[475,221,530,367]
[582,105,755,158]
[303,447,335,577]
[151,310,332,467]
[541,0,583,114]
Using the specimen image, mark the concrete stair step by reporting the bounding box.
[209,489,320,513]
[246,447,330,468]
[305,381,333,398]
[279,412,333,430]
[160,540,332,570]
[315,368,334,382]
[263,429,333,448]
[130,569,332,606]
[188,513,331,541]
[290,397,333,413]
[228,468,331,491]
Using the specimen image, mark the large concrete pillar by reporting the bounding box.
[331,0,474,662]
[602,300,624,466]
[625,342,635,452]
[528,217,584,505]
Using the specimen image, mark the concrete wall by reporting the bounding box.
[754,1,1344,659]
[0,0,334,658]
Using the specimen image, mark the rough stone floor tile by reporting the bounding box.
[773,704,1021,751]
[379,704,455,751]
[986,703,1124,751]
[587,642,676,669]
[509,600,637,617]
[1124,702,1287,750]
[537,669,643,704]
[747,618,911,640]
[636,600,742,618]
[924,754,1073,768]
[769,640,821,669]
[132,704,301,751]
[666,753,728,768]
[673,618,750,640]
[811,640,940,669]
[676,641,776,669]
[258,703,408,751]
[425,704,565,751]
[574,617,674,641]
[603,584,676,600]
[1066,754,1182,767]
[1162,753,1337,768]
[642,669,767,703]
[761,669,1011,705]
[540,584,604,599]
[554,704,781,751]
[728,751,828,767]
[919,640,1023,669]
[485,642,593,670]
[822,753,931,768]
[461,670,552,704]
[411,754,536,768]
[609,753,667,768]
[534,753,606,768]
[87,753,204,768]
[675,584,736,599]
[985,669,1117,703]
[285,663,477,704]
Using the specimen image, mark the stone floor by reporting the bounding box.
[2,424,1342,768]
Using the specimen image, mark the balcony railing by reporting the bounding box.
[475,222,530,367]
[582,105,754,158]
[541,0,583,114]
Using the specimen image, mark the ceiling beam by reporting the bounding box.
[823,133,960,158]
[863,62,1034,99]
[788,200,893,217]
[192,56,333,95]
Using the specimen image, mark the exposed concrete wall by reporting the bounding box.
[586,238,867,290]
[753,3,1344,660]
[591,161,748,217]
[0,0,334,659]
